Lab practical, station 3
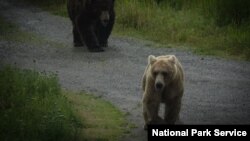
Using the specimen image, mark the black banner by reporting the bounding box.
[148,125,250,140]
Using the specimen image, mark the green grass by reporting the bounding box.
[0,66,129,141]
[0,66,82,141]
[16,0,250,60]
[114,0,250,60]
[65,92,131,141]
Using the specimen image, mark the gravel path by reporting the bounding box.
[0,0,250,140]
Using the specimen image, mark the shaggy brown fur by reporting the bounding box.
[142,55,184,129]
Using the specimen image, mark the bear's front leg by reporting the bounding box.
[83,26,104,52]
[77,17,104,52]
[142,98,160,130]
[97,25,108,48]
[164,98,181,124]
[97,10,115,48]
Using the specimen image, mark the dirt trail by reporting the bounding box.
[0,0,250,140]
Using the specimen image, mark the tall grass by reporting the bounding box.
[115,0,250,60]
[0,66,130,141]
[157,0,250,26]
[0,66,81,141]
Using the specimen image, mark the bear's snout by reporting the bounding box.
[103,19,109,25]
[155,82,163,91]
[100,11,110,26]
[154,73,165,91]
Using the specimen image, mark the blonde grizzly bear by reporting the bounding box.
[142,55,184,129]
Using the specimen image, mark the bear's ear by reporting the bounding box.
[169,55,176,64]
[148,55,157,65]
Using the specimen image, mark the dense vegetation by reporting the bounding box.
[116,0,250,60]
[0,67,82,141]
[20,0,250,60]
[0,66,129,141]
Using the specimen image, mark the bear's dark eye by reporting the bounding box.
[162,72,168,77]
[153,72,158,76]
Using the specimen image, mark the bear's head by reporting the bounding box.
[87,0,115,26]
[148,55,178,92]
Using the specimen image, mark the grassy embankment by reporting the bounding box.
[0,16,129,141]
[20,0,250,60]
[0,66,129,141]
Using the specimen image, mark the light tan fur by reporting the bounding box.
[142,55,184,129]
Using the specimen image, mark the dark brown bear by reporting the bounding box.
[67,0,115,52]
